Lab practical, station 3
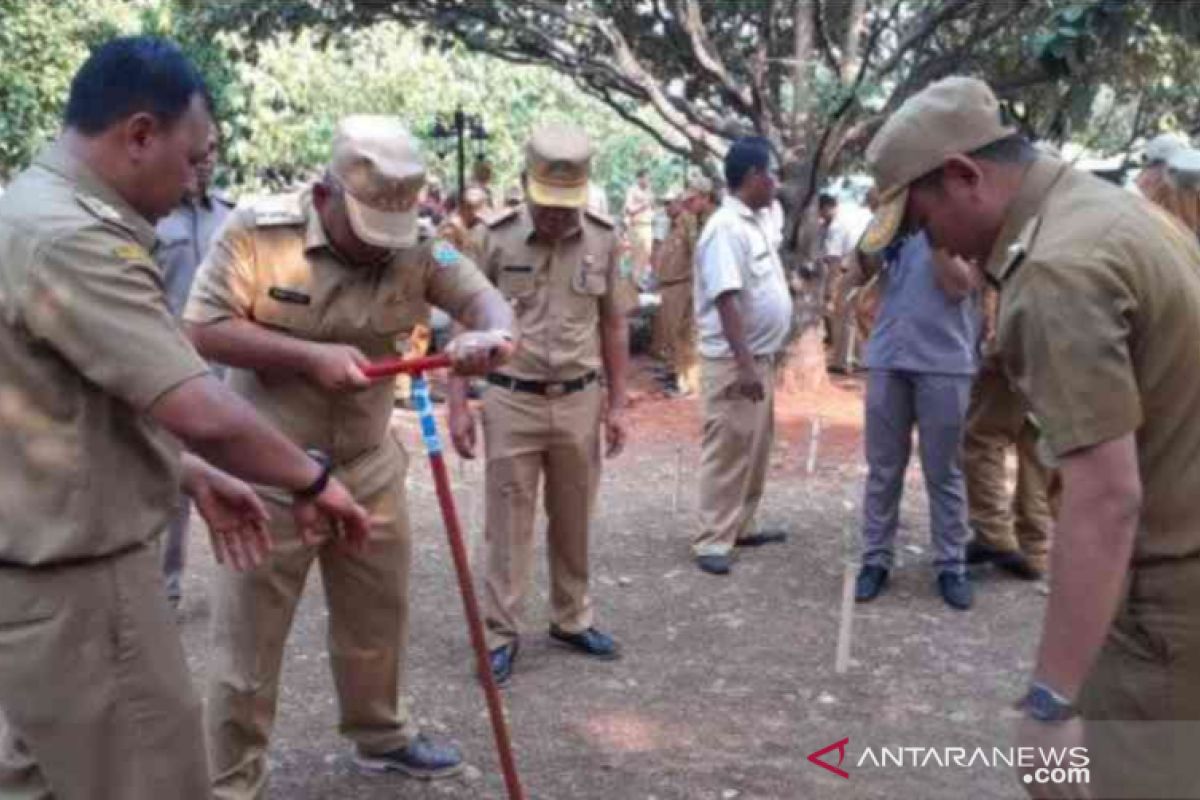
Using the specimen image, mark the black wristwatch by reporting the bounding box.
[294,449,333,500]
[1019,682,1079,723]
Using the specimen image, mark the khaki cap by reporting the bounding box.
[685,175,714,197]
[525,124,593,208]
[1144,133,1190,166]
[330,115,425,249]
[1167,148,1200,191]
[861,76,1016,254]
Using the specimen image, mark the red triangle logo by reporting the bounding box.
[807,737,850,779]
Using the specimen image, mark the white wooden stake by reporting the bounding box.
[672,445,684,514]
[806,417,823,475]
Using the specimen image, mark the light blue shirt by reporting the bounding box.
[864,231,983,376]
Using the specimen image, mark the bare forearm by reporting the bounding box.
[601,312,629,408]
[457,289,514,334]
[1034,447,1141,698]
[155,376,319,492]
[187,319,315,375]
[715,291,754,368]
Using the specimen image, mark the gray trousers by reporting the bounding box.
[861,369,972,575]
[162,495,191,604]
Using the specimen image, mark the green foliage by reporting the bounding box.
[217,23,677,205]
[0,0,138,179]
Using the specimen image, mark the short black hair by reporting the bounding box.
[636,169,648,178]
[724,137,772,191]
[64,36,210,135]
[911,134,1036,193]
[818,192,838,209]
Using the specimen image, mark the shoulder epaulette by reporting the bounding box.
[486,206,521,229]
[583,208,615,230]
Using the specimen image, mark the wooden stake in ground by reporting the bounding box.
[835,517,857,674]
[672,445,684,514]
[806,416,823,475]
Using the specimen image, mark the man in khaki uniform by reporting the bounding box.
[448,123,631,686]
[963,291,1053,581]
[0,37,370,799]
[624,169,654,285]
[691,138,793,576]
[657,176,716,397]
[863,75,1200,798]
[185,115,515,798]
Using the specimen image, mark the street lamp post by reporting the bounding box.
[431,106,488,202]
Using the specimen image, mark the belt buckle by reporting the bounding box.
[544,382,567,398]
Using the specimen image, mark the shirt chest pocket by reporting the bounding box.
[748,246,778,280]
[499,266,538,302]
[571,262,608,297]
[370,291,427,338]
[253,285,319,336]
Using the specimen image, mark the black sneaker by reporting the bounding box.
[937,572,973,611]
[736,530,788,547]
[549,626,620,659]
[353,733,464,780]
[855,565,889,602]
[487,641,519,687]
[696,554,732,575]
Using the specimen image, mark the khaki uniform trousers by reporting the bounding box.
[659,280,699,394]
[963,356,1053,570]
[481,382,604,650]
[693,356,777,557]
[206,442,417,800]
[1080,560,1200,799]
[0,543,208,799]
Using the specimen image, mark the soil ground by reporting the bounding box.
[177,358,1043,800]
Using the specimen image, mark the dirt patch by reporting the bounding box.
[175,357,1039,799]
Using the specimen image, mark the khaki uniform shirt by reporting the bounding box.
[183,189,491,479]
[0,143,210,565]
[481,206,627,381]
[987,156,1200,565]
[657,212,702,286]
[155,191,234,316]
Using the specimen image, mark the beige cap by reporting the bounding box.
[463,185,489,208]
[525,123,593,208]
[330,115,425,249]
[685,174,714,197]
[1167,148,1200,190]
[861,76,1016,254]
[1144,133,1190,166]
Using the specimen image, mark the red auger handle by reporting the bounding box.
[363,354,453,379]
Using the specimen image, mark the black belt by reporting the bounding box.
[486,371,599,397]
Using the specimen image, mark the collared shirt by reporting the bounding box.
[480,205,627,382]
[0,142,210,565]
[694,196,794,358]
[155,191,233,316]
[657,211,705,285]
[184,188,492,476]
[986,156,1200,565]
[864,230,983,376]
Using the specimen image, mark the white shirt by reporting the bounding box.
[820,217,855,260]
[694,196,794,358]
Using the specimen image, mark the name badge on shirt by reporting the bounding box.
[268,286,312,305]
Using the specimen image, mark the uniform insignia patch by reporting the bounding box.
[113,243,150,262]
[432,240,462,269]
